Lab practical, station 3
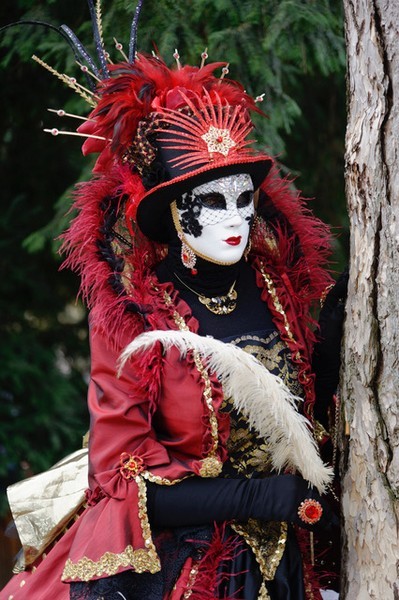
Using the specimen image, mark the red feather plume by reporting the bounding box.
[78,54,261,173]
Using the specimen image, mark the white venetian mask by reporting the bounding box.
[174,173,255,265]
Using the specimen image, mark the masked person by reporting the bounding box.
[0,26,344,600]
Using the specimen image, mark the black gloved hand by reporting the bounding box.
[253,475,338,532]
[147,474,338,532]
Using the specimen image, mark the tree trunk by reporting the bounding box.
[342,1,399,598]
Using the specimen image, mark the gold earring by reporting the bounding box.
[178,232,198,274]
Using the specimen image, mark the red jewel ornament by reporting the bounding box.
[191,268,198,275]
[297,499,323,525]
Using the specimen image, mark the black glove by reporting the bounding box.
[313,268,349,426]
[147,474,338,532]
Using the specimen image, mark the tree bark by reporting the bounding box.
[342,1,399,598]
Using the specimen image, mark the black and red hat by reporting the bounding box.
[77,55,273,241]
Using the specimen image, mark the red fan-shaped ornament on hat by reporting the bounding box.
[156,87,256,171]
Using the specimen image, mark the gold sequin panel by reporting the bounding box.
[222,331,303,477]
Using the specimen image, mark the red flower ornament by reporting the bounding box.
[119,452,145,480]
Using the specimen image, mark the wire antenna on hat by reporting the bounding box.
[86,0,109,77]
[44,128,111,142]
[128,0,145,63]
[47,108,93,122]
[114,38,129,62]
[76,61,102,83]
[200,48,208,69]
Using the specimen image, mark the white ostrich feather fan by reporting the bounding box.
[119,330,333,493]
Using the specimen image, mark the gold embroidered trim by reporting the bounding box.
[313,419,330,443]
[62,545,160,581]
[192,352,220,463]
[142,470,192,486]
[258,581,272,600]
[259,265,295,345]
[229,331,279,346]
[135,475,160,560]
[162,289,190,332]
[259,263,309,384]
[62,476,160,581]
[162,288,222,476]
[82,430,90,448]
[198,455,222,477]
[253,217,279,259]
[183,559,201,599]
[228,332,303,398]
[231,520,287,581]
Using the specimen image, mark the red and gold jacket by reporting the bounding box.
[60,237,333,581]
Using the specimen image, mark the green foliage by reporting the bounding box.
[0,324,89,511]
[0,125,89,511]
[0,0,91,515]
[0,0,347,516]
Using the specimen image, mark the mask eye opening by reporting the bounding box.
[236,190,254,209]
[197,192,226,210]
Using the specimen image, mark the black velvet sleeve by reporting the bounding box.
[312,268,348,427]
[146,474,338,532]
